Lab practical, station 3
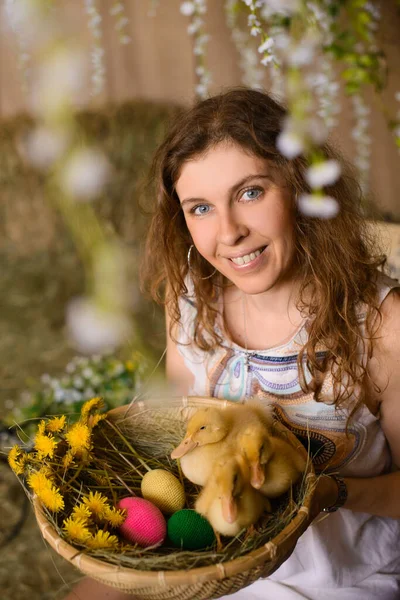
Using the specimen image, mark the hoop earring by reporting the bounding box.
[187,245,217,280]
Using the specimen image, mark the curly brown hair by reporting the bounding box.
[142,88,388,417]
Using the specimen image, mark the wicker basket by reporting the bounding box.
[33,396,316,599]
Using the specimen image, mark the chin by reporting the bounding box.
[231,276,278,296]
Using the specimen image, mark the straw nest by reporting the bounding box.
[33,396,316,600]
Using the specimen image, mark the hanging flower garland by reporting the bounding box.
[109,2,131,45]
[180,0,212,99]
[84,0,106,97]
[240,0,390,218]
[225,0,265,90]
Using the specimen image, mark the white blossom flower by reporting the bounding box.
[84,388,96,400]
[288,42,315,67]
[305,160,341,189]
[66,296,132,354]
[61,149,111,201]
[298,194,339,219]
[19,126,68,171]
[261,0,301,17]
[258,38,274,54]
[261,55,274,66]
[73,376,85,389]
[276,129,305,158]
[110,3,124,16]
[195,83,208,98]
[180,1,195,16]
[30,48,86,117]
[82,367,94,380]
[54,387,66,402]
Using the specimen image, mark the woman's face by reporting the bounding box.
[175,142,297,296]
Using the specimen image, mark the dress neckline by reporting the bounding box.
[215,308,308,355]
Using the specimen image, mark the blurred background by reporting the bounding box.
[0,1,399,599]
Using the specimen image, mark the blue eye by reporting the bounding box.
[242,187,262,201]
[192,204,211,216]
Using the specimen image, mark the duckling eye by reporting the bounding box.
[199,425,207,430]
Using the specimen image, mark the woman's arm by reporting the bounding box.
[314,288,400,520]
[165,306,194,395]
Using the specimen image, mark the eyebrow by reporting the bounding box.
[180,174,272,207]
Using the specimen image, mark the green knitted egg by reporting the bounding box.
[167,509,215,550]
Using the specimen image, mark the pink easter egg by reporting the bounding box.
[117,497,167,548]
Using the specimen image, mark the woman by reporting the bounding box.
[64,89,400,599]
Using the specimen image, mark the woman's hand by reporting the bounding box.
[308,474,340,520]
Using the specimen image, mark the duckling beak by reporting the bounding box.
[222,495,237,524]
[171,436,198,459]
[250,462,265,488]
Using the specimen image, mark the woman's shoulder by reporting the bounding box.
[356,271,400,322]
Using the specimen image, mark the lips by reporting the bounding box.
[228,245,267,266]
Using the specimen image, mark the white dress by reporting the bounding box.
[176,273,400,599]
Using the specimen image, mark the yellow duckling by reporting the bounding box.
[195,452,270,538]
[171,407,238,485]
[237,421,307,498]
[171,403,274,486]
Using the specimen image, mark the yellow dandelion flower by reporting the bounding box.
[38,465,55,481]
[65,422,92,454]
[104,506,126,528]
[62,450,75,469]
[63,517,92,543]
[81,397,104,421]
[88,413,107,428]
[46,415,67,433]
[82,491,109,518]
[72,504,92,522]
[8,445,28,475]
[125,360,135,371]
[28,471,64,512]
[39,486,65,512]
[86,529,119,550]
[27,470,52,494]
[34,433,58,459]
[37,420,46,435]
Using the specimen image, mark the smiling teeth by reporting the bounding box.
[231,248,262,266]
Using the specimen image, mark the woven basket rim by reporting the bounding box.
[34,395,316,589]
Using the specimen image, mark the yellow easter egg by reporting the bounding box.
[141,469,185,515]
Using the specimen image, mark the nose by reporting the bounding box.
[216,209,249,246]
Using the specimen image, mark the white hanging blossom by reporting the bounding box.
[181,0,211,99]
[61,148,111,201]
[298,194,340,219]
[351,94,372,194]
[225,0,264,90]
[18,126,69,171]
[110,2,131,45]
[66,296,132,355]
[305,159,341,189]
[30,47,87,118]
[84,0,106,96]
[261,0,301,18]
[277,128,305,159]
